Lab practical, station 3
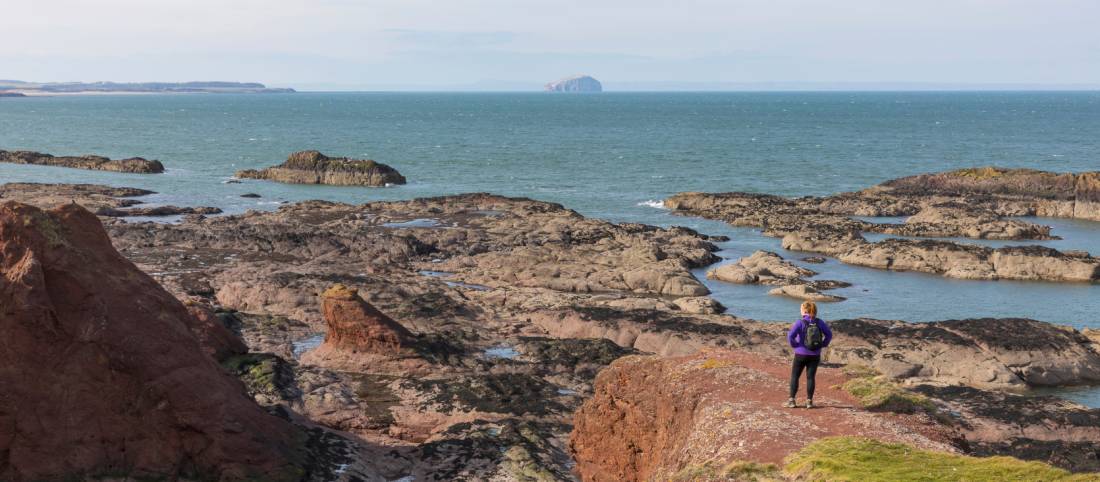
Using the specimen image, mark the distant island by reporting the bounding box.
[545,75,603,92]
[0,80,294,95]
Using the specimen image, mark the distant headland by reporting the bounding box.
[0,80,295,95]
[545,75,602,92]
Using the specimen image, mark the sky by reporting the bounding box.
[3,0,1099,90]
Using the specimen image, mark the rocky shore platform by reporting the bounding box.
[0,182,221,218]
[236,150,407,187]
[0,149,165,173]
[2,180,1099,480]
[667,167,1100,283]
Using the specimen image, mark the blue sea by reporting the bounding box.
[2,92,1099,404]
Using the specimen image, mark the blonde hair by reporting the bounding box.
[801,301,818,318]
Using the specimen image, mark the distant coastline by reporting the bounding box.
[0,80,294,95]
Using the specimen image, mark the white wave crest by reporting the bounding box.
[637,199,666,209]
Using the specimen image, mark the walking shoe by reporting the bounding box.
[783,398,797,408]
[806,399,814,409]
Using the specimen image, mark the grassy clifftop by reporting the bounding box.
[786,437,1098,482]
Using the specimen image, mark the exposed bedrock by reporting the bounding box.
[827,317,1100,388]
[767,283,845,302]
[667,167,1100,282]
[782,233,1100,282]
[8,183,1099,479]
[96,204,224,217]
[0,182,222,219]
[0,202,305,481]
[528,306,1100,389]
[0,149,165,173]
[880,167,1100,221]
[0,182,152,212]
[898,202,1055,240]
[707,250,815,284]
[106,193,718,323]
[707,250,848,301]
[236,150,407,186]
[913,384,1100,473]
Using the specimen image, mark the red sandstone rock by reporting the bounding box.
[0,202,302,481]
[322,283,412,352]
[185,303,249,361]
[300,284,417,370]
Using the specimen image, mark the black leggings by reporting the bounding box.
[789,355,821,399]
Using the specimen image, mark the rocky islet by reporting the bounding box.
[0,149,164,173]
[236,150,407,187]
[544,75,603,93]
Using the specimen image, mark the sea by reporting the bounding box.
[2,91,1099,404]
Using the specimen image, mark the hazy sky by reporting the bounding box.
[3,0,1099,89]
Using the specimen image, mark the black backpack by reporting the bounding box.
[804,319,824,350]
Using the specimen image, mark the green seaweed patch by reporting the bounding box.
[353,374,400,429]
[784,437,1098,482]
[517,336,636,375]
[404,373,562,415]
[222,353,298,400]
[418,420,571,481]
[952,167,1008,180]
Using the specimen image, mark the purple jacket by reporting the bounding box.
[788,315,833,356]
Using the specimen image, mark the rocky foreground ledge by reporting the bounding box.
[236,150,407,186]
[571,351,1100,480]
[0,149,165,173]
[667,167,1100,283]
[5,182,1100,480]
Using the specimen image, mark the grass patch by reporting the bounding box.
[840,366,935,414]
[842,376,935,414]
[784,437,1098,482]
[669,461,780,481]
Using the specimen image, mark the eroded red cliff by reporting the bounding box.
[0,202,303,481]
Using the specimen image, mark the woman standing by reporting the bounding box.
[785,301,833,409]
